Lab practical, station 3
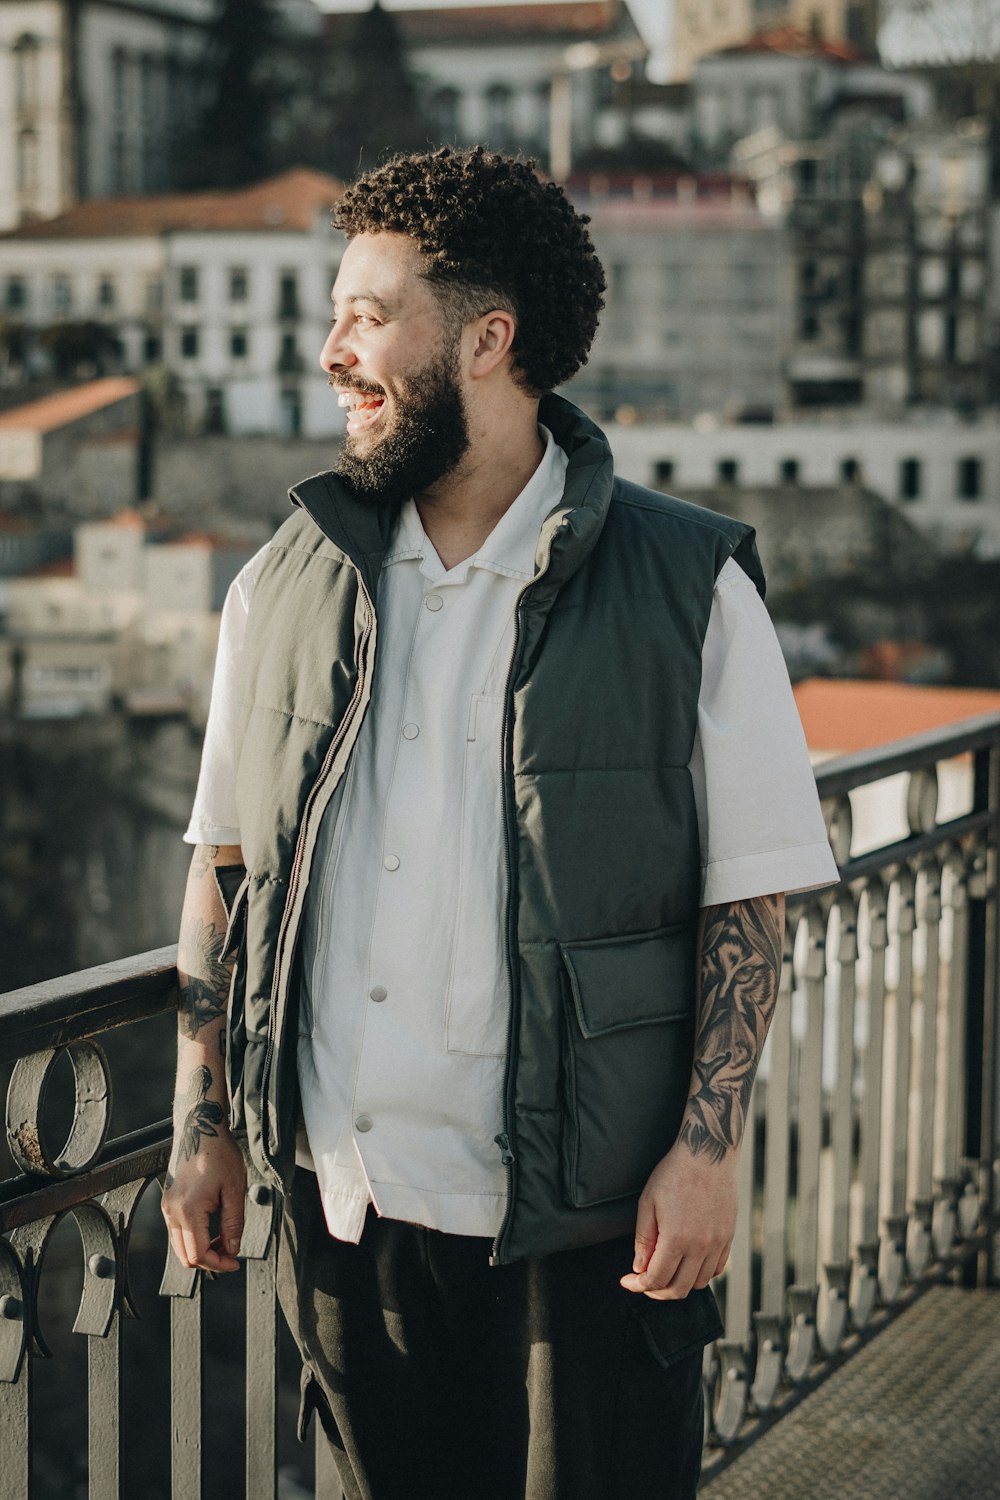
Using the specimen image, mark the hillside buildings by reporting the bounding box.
[0,169,345,437]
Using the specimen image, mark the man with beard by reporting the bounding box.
[163,148,837,1499]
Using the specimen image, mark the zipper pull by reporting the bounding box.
[494,1133,515,1167]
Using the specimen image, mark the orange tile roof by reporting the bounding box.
[0,378,139,434]
[1,168,343,240]
[718,25,864,62]
[793,678,1000,755]
[24,558,76,579]
[328,1,626,43]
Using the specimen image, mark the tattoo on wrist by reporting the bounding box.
[177,1065,225,1160]
[679,894,783,1164]
[178,915,231,1038]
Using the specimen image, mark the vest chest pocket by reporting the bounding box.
[558,924,697,1209]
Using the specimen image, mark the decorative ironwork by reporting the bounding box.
[0,714,998,1496]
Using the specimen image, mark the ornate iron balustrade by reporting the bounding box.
[0,713,998,1497]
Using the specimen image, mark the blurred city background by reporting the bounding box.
[0,0,999,1495]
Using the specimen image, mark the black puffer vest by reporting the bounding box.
[221,394,764,1263]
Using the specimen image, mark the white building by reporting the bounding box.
[602,411,1000,551]
[0,169,346,437]
[323,0,647,169]
[0,0,323,232]
[570,173,792,419]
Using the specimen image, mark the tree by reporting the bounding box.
[175,0,286,189]
[327,3,431,178]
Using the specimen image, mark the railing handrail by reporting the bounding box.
[813,709,1000,797]
[0,945,177,1064]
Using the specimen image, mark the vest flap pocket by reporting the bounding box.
[558,924,696,1209]
[560,924,696,1038]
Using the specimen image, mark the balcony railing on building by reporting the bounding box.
[1,713,998,1498]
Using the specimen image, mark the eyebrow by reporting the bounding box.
[330,290,392,315]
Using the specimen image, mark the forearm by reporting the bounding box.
[170,842,243,1172]
[677,892,785,1164]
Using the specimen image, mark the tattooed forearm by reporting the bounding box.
[178,914,232,1038]
[177,1065,225,1161]
[190,843,220,880]
[678,893,784,1164]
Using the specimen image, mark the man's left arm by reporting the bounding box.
[620,891,785,1300]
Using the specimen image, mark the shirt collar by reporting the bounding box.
[382,425,568,584]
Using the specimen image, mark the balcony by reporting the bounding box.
[1,714,998,1498]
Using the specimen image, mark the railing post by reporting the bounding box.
[964,744,999,1286]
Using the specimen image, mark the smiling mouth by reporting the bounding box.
[337,388,386,436]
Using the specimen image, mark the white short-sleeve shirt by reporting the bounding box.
[185,430,838,1242]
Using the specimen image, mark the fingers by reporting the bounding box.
[631,1193,658,1276]
[163,1185,242,1275]
[621,1239,731,1300]
[220,1180,246,1260]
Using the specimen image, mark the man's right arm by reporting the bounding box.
[161,842,247,1274]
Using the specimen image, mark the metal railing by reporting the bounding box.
[0,713,998,1497]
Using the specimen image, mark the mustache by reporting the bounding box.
[328,375,385,396]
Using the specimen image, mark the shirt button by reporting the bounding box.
[425,593,443,612]
[354,1115,373,1133]
[402,722,419,740]
[369,985,387,1003]
[383,854,400,872]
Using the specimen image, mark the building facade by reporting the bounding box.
[0,170,346,438]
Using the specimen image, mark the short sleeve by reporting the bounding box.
[182,549,264,846]
[689,558,840,907]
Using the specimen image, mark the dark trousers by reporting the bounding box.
[275,1168,722,1500]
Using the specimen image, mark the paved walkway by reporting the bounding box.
[701,1283,1000,1499]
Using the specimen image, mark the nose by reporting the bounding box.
[320,316,356,375]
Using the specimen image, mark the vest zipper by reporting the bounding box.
[259,575,377,1175]
[490,588,528,1264]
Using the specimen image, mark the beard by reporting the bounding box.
[332,337,470,509]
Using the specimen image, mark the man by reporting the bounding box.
[163,148,837,1499]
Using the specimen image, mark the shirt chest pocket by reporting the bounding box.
[444,693,510,1058]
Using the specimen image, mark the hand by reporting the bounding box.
[620,1144,739,1300]
[162,1132,247,1274]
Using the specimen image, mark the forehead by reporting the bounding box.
[332,232,437,310]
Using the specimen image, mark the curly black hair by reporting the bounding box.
[332,147,606,396]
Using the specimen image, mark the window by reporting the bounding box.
[180,326,199,359]
[957,457,981,501]
[51,276,72,315]
[484,83,513,148]
[717,459,739,485]
[17,128,38,194]
[112,48,127,113]
[278,272,299,319]
[5,277,26,311]
[840,456,861,484]
[143,333,161,361]
[800,312,819,341]
[430,86,460,142]
[779,458,800,485]
[230,328,248,359]
[899,457,921,501]
[146,278,162,312]
[179,266,198,302]
[14,34,40,112]
[229,267,248,301]
[654,459,675,487]
[278,331,300,372]
[98,277,116,309]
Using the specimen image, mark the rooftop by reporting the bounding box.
[794,677,1000,754]
[0,378,139,434]
[1,169,343,240]
[327,1,632,43]
[713,24,866,64]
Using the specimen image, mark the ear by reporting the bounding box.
[468,310,517,380]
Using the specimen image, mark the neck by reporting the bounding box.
[415,397,545,571]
